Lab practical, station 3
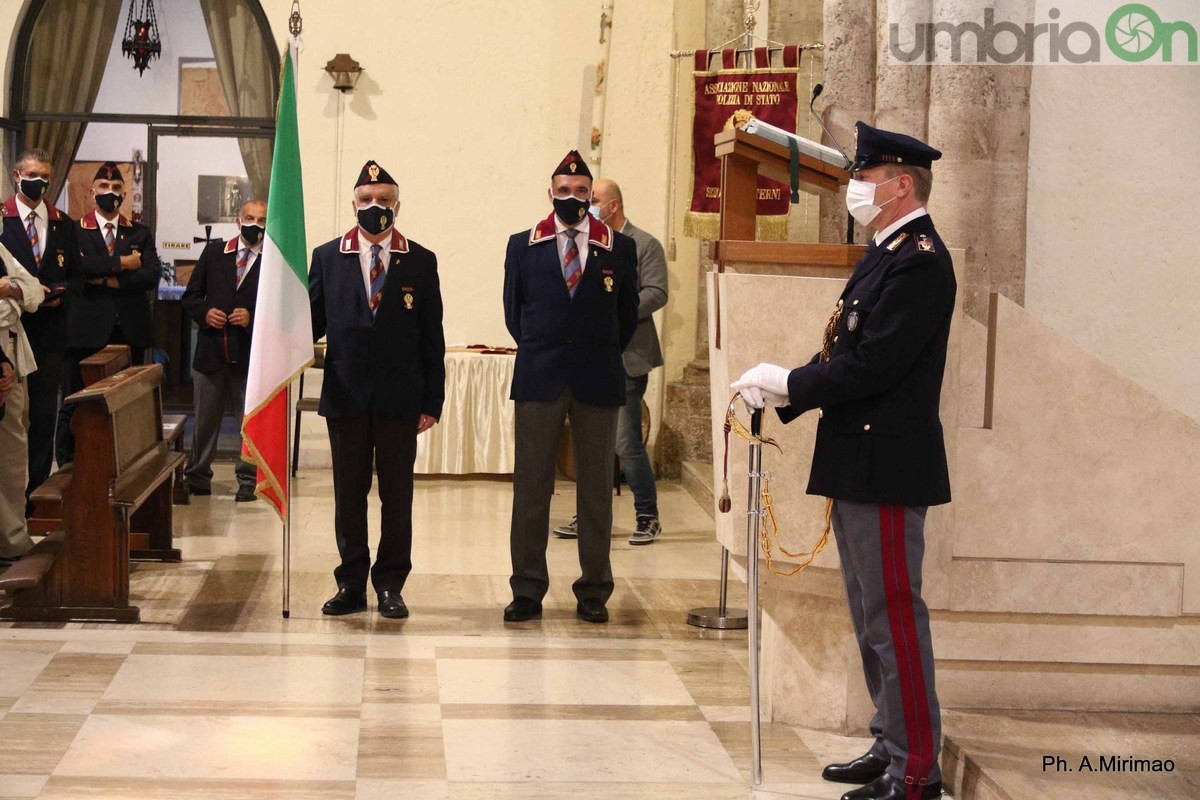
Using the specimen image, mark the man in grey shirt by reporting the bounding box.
[554,178,668,545]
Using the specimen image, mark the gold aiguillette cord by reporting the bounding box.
[721,392,831,578]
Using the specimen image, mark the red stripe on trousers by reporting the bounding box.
[880,504,934,795]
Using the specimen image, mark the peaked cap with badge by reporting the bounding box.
[850,121,942,173]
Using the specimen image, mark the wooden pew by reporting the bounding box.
[28,347,189,536]
[0,364,184,622]
[83,344,190,506]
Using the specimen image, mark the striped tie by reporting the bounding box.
[368,243,385,316]
[26,211,40,263]
[236,248,250,285]
[105,223,116,256]
[560,229,581,298]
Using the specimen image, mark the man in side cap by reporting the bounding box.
[731,122,956,800]
[57,161,161,466]
[309,160,445,620]
[501,150,638,624]
[0,147,81,504]
[182,199,267,502]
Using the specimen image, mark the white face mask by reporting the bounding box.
[845,175,899,227]
[588,202,612,223]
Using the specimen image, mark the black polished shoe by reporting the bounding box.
[377,590,409,619]
[503,596,542,622]
[321,588,367,616]
[235,485,257,502]
[841,774,942,800]
[823,750,891,785]
[576,598,609,623]
[187,484,212,496]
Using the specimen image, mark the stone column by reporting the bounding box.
[925,0,1032,319]
[819,0,877,244]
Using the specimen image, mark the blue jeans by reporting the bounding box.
[616,372,658,518]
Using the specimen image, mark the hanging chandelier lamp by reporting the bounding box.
[121,0,163,76]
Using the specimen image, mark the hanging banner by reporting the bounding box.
[684,46,801,241]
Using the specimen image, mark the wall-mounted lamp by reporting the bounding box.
[324,53,363,93]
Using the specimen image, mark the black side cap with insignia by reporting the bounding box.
[552,150,592,180]
[355,160,397,188]
[851,122,942,173]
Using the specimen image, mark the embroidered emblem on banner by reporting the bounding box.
[917,234,935,252]
[886,232,909,251]
[403,293,414,310]
[603,276,614,293]
[847,311,860,332]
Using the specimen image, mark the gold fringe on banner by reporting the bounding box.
[682,211,789,242]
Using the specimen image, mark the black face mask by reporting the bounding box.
[95,192,122,213]
[357,204,394,236]
[553,196,590,226]
[240,224,263,245]
[19,177,48,203]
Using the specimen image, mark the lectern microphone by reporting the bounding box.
[808,83,852,169]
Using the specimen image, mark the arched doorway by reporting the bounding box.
[4,0,280,397]
[7,0,279,229]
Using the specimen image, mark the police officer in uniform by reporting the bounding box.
[733,122,955,800]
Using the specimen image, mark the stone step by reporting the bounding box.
[658,379,713,479]
[681,359,710,385]
[680,460,713,519]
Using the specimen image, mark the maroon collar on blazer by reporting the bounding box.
[338,226,409,255]
[3,195,66,223]
[527,211,613,251]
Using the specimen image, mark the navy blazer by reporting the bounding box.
[182,238,260,374]
[0,196,82,353]
[309,227,445,421]
[778,214,956,507]
[71,210,160,350]
[503,213,638,407]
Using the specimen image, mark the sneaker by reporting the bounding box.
[553,516,578,538]
[628,515,661,545]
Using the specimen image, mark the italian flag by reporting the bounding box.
[241,44,311,521]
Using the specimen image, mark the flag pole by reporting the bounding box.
[283,381,292,618]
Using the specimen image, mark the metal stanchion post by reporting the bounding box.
[746,408,764,785]
[687,547,749,629]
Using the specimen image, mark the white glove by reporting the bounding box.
[731,363,791,407]
[737,385,790,411]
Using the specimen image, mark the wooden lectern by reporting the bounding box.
[709,128,867,347]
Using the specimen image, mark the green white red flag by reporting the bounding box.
[241,43,311,520]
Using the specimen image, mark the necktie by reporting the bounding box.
[105,223,116,256]
[26,211,40,263]
[236,248,250,285]
[368,244,385,316]
[560,229,581,298]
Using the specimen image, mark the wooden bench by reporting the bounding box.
[28,347,189,536]
[0,364,184,622]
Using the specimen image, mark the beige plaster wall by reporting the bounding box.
[1,1,681,352]
[1025,66,1200,423]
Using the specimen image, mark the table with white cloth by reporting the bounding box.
[414,348,515,474]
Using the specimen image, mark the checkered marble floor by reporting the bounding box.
[0,465,873,799]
